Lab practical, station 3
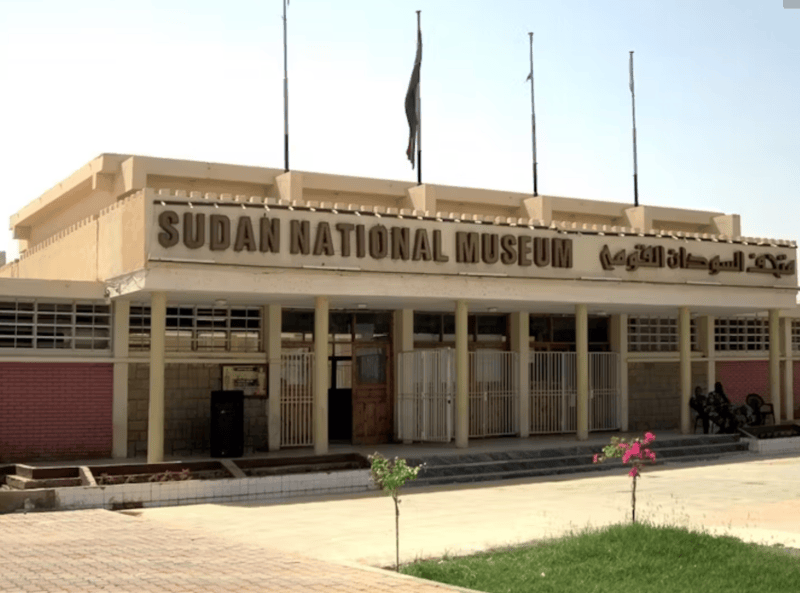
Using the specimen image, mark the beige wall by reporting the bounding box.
[0,261,18,278]
[8,191,146,282]
[26,177,124,249]
[628,361,706,431]
[16,220,98,281]
[97,193,146,280]
[128,363,268,458]
[7,154,764,262]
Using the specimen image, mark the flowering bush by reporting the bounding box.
[593,432,656,523]
[368,453,423,571]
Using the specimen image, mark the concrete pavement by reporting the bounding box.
[0,509,468,592]
[138,454,800,567]
[1,453,798,592]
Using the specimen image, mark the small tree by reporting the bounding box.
[368,452,422,571]
[593,432,656,523]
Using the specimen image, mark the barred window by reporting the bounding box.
[715,316,769,352]
[0,300,110,351]
[793,320,800,353]
[628,316,698,353]
[129,304,261,352]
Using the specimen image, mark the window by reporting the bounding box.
[282,310,314,342]
[528,315,610,352]
[130,304,261,352]
[628,316,698,353]
[414,313,508,344]
[282,310,391,344]
[715,316,769,352]
[0,300,110,351]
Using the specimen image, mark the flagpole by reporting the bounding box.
[283,0,289,172]
[528,32,538,197]
[629,51,638,207]
[416,10,422,186]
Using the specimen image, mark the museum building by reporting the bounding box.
[0,153,798,463]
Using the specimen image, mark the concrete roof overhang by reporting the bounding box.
[105,263,799,317]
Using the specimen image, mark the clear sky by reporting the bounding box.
[1,1,798,264]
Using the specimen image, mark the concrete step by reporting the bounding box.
[5,475,82,490]
[406,436,750,488]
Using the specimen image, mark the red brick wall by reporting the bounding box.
[0,363,113,462]
[715,361,769,404]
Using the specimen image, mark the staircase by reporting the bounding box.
[404,434,750,488]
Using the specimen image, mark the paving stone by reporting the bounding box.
[0,510,462,592]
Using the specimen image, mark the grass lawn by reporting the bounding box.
[402,522,800,593]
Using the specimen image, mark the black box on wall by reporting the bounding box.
[210,390,244,457]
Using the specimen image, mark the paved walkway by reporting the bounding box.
[139,454,800,566]
[0,509,466,592]
[1,454,798,591]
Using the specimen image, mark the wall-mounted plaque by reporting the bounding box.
[222,365,266,396]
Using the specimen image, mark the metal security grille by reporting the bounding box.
[396,349,454,442]
[129,304,261,352]
[529,351,576,433]
[628,316,697,352]
[0,299,110,351]
[469,350,518,437]
[529,352,619,434]
[280,351,314,447]
[589,353,619,431]
[715,316,769,352]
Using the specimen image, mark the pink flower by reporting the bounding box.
[646,450,656,461]
[644,432,655,444]
[629,442,641,458]
[628,466,639,478]
[617,443,628,450]
[593,454,599,463]
[622,450,632,464]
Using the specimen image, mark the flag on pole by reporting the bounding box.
[405,20,422,168]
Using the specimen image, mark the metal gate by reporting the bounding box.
[589,353,619,431]
[280,351,314,447]
[469,351,519,437]
[396,349,454,442]
[529,352,619,434]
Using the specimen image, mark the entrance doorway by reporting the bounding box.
[326,311,392,445]
[352,344,391,445]
[328,353,352,442]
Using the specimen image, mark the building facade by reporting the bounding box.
[1,154,798,462]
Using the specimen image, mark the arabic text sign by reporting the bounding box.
[600,244,795,278]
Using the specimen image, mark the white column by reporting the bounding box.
[698,315,715,394]
[781,316,794,422]
[314,297,329,455]
[393,309,414,353]
[147,292,167,463]
[769,309,781,423]
[455,300,469,448]
[394,309,415,444]
[679,306,692,434]
[112,300,130,458]
[610,314,628,432]
[266,304,282,451]
[575,305,589,440]
[510,312,530,438]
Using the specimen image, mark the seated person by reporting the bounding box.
[690,386,711,434]
[713,381,731,404]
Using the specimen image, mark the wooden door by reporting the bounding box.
[351,343,392,445]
